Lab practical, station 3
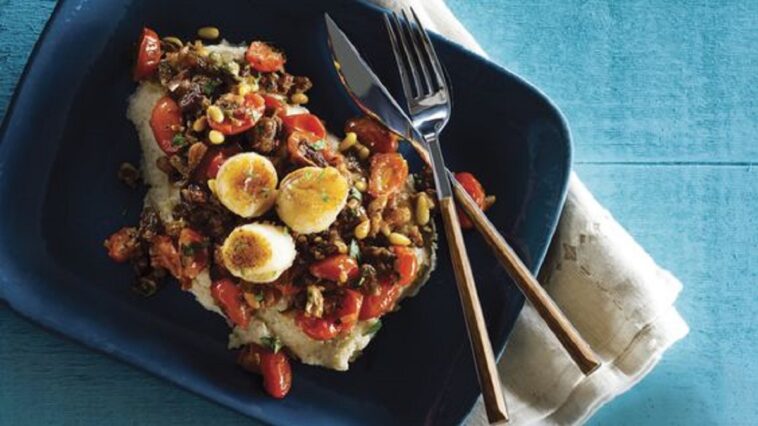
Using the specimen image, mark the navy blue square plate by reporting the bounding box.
[0,0,571,424]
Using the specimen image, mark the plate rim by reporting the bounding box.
[0,0,573,424]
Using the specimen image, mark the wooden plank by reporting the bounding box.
[0,306,256,425]
[447,0,758,164]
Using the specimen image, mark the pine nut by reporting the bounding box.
[354,220,370,240]
[339,132,358,151]
[357,145,371,160]
[389,232,411,246]
[291,93,309,105]
[207,105,224,123]
[197,27,220,40]
[192,117,207,132]
[208,130,225,144]
[416,193,430,225]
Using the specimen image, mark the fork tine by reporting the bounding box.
[401,9,434,94]
[409,7,448,91]
[390,11,423,99]
[383,14,415,105]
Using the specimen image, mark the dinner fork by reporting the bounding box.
[381,8,602,378]
[385,9,509,424]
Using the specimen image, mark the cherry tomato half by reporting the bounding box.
[368,153,409,197]
[359,278,402,320]
[178,228,208,279]
[133,27,161,80]
[309,254,359,283]
[262,94,286,116]
[454,172,486,229]
[345,116,398,153]
[281,113,327,140]
[295,313,341,340]
[295,290,364,340]
[245,41,285,72]
[150,96,183,155]
[207,93,265,136]
[211,278,251,328]
[393,246,419,287]
[238,344,292,399]
[104,227,138,263]
[193,145,241,181]
[334,289,363,330]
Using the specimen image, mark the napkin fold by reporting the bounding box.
[374,1,690,424]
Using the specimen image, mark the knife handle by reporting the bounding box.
[439,197,509,424]
[449,174,601,375]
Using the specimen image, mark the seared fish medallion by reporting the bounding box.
[215,152,278,218]
[222,223,297,283]
[276,166,349,234]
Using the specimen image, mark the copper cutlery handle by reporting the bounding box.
[439,197,509,424]
[450,174,601,375]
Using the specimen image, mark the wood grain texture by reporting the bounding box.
[1,0,756,425]
[452,178,601,375]
[439,198,508,424]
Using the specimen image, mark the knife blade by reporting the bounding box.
[324,14,421,144]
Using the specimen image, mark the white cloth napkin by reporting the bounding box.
[374,1,690,424]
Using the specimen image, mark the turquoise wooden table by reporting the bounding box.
[1,0,756,424]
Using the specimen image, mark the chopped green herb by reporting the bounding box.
[349,187,363,202]
[364,320,382,336]
[203,79,221,96]
[171,133,187,147]
[254,291,265,302]
[348,239,361,261]
[321,191,330,202]
[309,140,326,150]
[261,335,283,353]
[355,275,365,288]
[181,241,207,257]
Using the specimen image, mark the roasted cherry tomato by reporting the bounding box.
[208,93,265,136]
[193,145,241,181]
[295,313,341,340]
[178,228,208,279]
[238,344,292,399]
[281,113,327,140]
[344,116,398,153]
[286,131,341,167]
[368,153,409,197]
[150,96,183,155]
[262,94,286,116]
[211,278,251,328]
[104,227,138,263]
[359,277,402,320]
[393,246,419,287]
[309,254,359,283]
[295,289,364,339]
[133,27,161,80]
[149,235,182,279]
[245,41,285,72]
[260,349,292,399]
[454,172,486,229]
[334,289,363,330]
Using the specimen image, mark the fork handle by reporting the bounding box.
[449,174,601,375]
[439,197,509,424]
